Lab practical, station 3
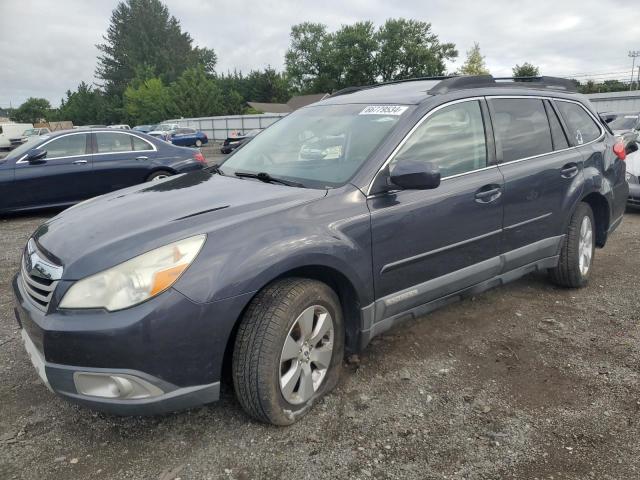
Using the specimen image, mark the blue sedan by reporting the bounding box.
[0,129,207,213]
[170,128,209,147]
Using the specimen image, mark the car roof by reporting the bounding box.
[317,75,582,107]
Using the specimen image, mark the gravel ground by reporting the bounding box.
[1,206,639,480]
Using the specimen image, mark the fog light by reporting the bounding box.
[73,372,164,399]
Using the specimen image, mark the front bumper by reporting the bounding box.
[628,182,640,208]
[13,272,254,415]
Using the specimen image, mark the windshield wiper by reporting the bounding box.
[234,171,305,188]
[207,163,225,175]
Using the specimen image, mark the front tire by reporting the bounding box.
[232,278,344,425]
[549,202,595,288]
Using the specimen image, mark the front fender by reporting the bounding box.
[173,187,374,307]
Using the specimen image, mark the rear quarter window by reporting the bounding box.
[555,101,601,145]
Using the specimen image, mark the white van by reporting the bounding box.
[0,123,33,149]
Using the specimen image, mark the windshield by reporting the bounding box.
[610,115,638,131]
[4,135,46,160]
[156,124,174,131]
[22,128,38,136]
[220,104,411,188]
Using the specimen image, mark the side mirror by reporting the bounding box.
[625,141,639,155]
[26,148,47,163]
[389,160,441,190]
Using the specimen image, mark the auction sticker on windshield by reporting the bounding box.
[360,105,408,115]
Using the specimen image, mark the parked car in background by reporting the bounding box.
[108,124,131,130]
[8,127,51,148]
[608,113,640,141]
[133,125,155,133]
[11,76,628,425]
[220,129,261,153]
[0,129,206,213]
[148,123,180,142]
[170,127,208,147]
[626,139,640,209]
[0,123,33,149]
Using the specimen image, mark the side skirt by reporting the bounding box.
[358,255,559,350]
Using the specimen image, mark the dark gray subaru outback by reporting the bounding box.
[13,76,629,425]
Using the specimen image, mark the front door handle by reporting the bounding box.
[475,185,502,203]
[73,159,88,165]
[136,156,148,161]
[561,163,579,178]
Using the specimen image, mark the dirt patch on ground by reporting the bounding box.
[1,212,639,479]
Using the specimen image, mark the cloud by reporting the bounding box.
[1,0,639,107]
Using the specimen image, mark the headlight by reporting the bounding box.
[59,235,206,311]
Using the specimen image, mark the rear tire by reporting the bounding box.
[232,278,344,425]
[146,170,173,182]
[195,139,202,147]
[549,202,595,288]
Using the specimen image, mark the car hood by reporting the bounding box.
[33,171,327,279]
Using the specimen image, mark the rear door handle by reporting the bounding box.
[72,159,88,165]
[561,163,579,178]
[475,185,502,203]
[136,156,149,161]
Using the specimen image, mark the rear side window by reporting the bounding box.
[132,136,152,151]
[545,101,569,150]
[555,101,601,145]
[44,134,88,158]
[96,132,132,153]
[392,100,487,178]
[490,98,552,162]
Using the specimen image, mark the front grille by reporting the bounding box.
[20,241,61,312]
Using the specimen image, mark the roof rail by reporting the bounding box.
[428,75,577,94]
[327,75,578,99]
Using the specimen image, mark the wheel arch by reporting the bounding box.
[580,191,610,248]
[220,263,366,383]
[146,167,176,181]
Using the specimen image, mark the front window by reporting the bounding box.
[220,104,412,188]
[43,134,88,158]
[391,100,487,177]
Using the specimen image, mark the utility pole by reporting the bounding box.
[629,51,640,91]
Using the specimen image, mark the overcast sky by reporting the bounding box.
[1,0,639,107]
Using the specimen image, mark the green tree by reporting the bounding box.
[376,19,457,81]
[171,67,224,117]
[285,19,457,93]
[96,0,217,97]
[459,42,489,75]
[332,21,379,89]
[56,82,107,125]
[245,67,290,103]
[512,62,540,77]
[13,98,52,124]
[123,77,174,124]
[285,22,336,93]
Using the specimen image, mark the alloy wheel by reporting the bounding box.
[279,305,334,405]
[578,216,593,276]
